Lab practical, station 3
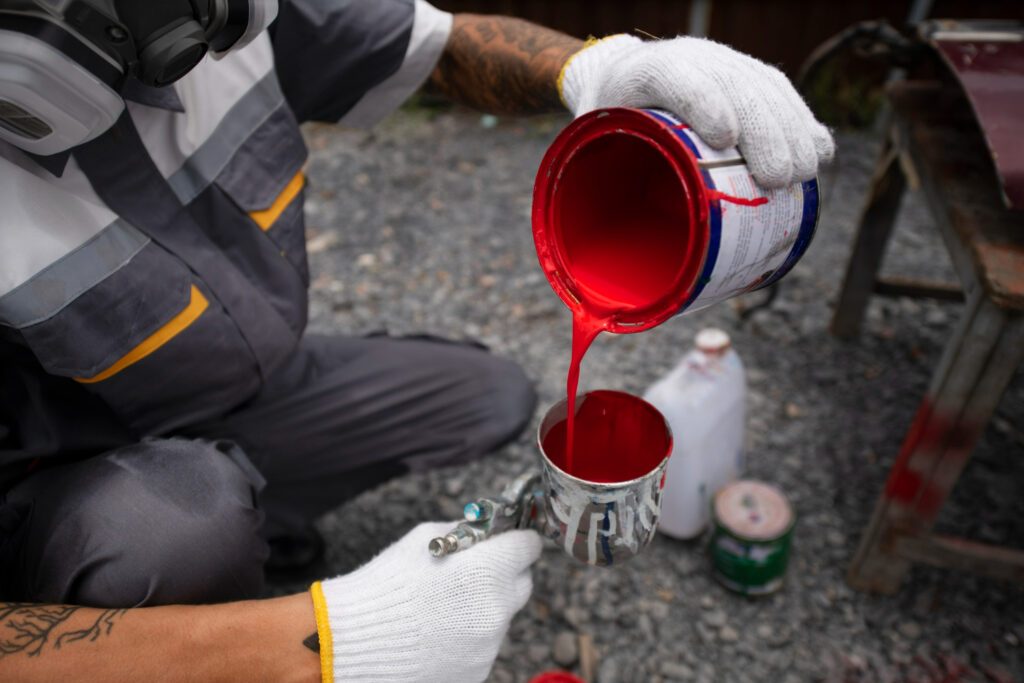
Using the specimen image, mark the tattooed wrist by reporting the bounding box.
[429,14,583,115]
[0,603,127,659]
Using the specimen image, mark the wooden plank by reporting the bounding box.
[920,311,1024,521]
[848,288,1003,593]
[894,533,1024,584]
[872,276,964,302]
[830,140,906,339]
[890,82,1024,311]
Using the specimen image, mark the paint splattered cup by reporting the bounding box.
[537,390,672,567]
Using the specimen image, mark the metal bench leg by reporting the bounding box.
[848,290,1024,592]
[830,137,907,339]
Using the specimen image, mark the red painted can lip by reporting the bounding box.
[528,672,587,683]
[532,107,710,334]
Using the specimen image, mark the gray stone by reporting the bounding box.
[719,625,739,643]
[702,610,727,628]
[527,643,549,664]
[659,661,694,680]
[768,626,793,648]
[637,613,655,640]
[564,606,588,629]
[552,631,579,667]
[695,622,716,646]
[595,601,618,621]
[648,601,671,620]
[899,622,922,640]
[598,656,623,683]
[924,307,949,326]
[489,666,514,683]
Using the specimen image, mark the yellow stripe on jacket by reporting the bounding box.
[249,171,306,231]
[76,285,209,384]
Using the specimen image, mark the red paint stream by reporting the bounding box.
[557,208,690,476]
[539,124,709,480]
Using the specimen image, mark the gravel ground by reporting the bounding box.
[275,106,1024,682]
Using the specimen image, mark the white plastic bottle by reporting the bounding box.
[643,328,746,539]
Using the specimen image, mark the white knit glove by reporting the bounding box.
[309,522,542,683]
[559,35,835,188]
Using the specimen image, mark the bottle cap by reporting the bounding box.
[696,328,730,354]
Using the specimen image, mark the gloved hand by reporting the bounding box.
[559,35,835,189]
[309,522,542,683]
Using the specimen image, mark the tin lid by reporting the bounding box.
[714,480,793,540]
[696,328,731,354]
[532,108,710,334]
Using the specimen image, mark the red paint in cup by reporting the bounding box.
[542,390,672,484]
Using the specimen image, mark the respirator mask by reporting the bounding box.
[0,0,279,156]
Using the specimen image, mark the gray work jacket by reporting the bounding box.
[0,0,452,486]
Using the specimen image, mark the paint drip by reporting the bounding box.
[561,210,688,473]
[559,210,690,474]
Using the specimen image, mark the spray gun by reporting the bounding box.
[428,470,544,557]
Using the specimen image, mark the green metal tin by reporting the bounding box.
[710,480,795,596]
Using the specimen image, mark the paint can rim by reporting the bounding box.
[532,107,710,334]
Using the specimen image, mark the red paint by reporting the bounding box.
[883,396,981,523]
[565,313,602,470]
[706,189,770,207]
[544,390,672,484]
[528,673,586,683]
[552,135,695,317]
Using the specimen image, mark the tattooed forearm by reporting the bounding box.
[429,14,583,115]
[0,603,127,660]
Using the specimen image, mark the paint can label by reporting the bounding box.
[644,110,820,315]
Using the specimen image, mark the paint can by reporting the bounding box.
[710,480,795,595]
[533,107,820,333]
[537,390,672,567]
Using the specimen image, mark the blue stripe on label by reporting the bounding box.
[680,167,721,309]
[759,178,819,289]
[601,503,614,566]
[642,110,720,309]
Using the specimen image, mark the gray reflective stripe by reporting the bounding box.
[0,220,149,328]
[167,72,285,204]
[340,1,452,128]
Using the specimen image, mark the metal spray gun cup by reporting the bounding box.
[538,390,672,567]
[429,390,672,568]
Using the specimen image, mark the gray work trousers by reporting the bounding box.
[0,334,535,607]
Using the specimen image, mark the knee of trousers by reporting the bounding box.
[28,439,268,607]
[468,355,537,457]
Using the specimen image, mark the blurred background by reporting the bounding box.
[432,0,1017,76]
